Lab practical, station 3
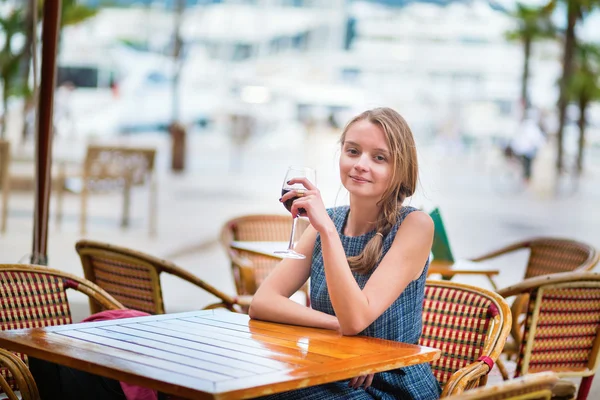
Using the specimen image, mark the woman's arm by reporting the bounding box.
[248,226,340,331]
[321,211,433,335]
[276,178,433,335]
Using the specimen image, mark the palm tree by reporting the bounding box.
[567,42,600,175]
[552,0,600,172]
[17,0,97,140]
[505,3,555,109]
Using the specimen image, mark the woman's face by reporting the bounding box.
[340,119,393,202]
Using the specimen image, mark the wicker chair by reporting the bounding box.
[471,238,598,279]
[76,239,249,315]
[445,371,558,400]
[0,263,125,400]
[496,272,600,400]
[421,280,512,397]
[474,238,599,365]
[56,145,158,236]
[220,214,309,302]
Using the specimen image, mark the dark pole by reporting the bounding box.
[31,0,62,265]
[169,0,186,171]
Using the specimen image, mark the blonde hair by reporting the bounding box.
[340,107,418,274]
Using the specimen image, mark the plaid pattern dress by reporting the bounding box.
[257,206,441,400]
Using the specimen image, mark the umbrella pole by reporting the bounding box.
[31,0,61,265]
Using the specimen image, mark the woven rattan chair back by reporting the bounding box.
[500,273,600,400]
[444,371,557,400]
[421,280,511,397]
[73,145,157,236]
[76,242,163,314]
[76,240,242,315]
[83,145,156,185]
[220,214,308,296]
[0,264,124,397]
[524,238,598,279]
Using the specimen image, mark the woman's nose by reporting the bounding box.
[354,155,370,171]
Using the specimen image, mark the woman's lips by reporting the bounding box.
[350,175,370,183]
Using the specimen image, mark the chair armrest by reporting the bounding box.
[497,271,600,298]
[442,361,491,397]
[204,295,253,312]
[468,240,530,263]
[233,295,253,307]
[0,348,40,400]
[68,278,126,311]
[159,262,242,312]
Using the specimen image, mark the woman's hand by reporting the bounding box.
[280,177,334,234]
[349,374,374,389]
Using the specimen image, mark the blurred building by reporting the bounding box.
[340,0,562,142]
[54,0,572,144]
[56,1,350,136]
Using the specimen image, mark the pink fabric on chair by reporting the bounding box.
[82,309,158,400]
[82,309,151,322]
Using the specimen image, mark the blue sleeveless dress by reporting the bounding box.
[257,206,441,400]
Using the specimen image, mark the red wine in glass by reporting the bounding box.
[281,188,306,216]
[275,166,316,259]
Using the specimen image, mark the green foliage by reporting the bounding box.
[505,2,556,43]
[0,0,97,136]
[506,2,557,105]
[0,7,27,98]
[0,1,97,94]
[60,0,98,27]
[568,42,600,103]
[32,1,99,26]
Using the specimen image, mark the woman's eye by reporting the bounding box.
[347,148,358,155]
[375,155,386,162]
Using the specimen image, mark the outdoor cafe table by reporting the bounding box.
[0,310,440,400]
[231,241,500,289]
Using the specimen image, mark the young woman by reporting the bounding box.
[249,107,441,399]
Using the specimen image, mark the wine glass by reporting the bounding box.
[275,166,316,259]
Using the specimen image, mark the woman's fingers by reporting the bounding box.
[280,188,313,203]
[364,374,374,389]
[349,375,366,389]
[348,374,373,389]
[289,197,309,218]
[349,376,358,388]
[287,177,317,191]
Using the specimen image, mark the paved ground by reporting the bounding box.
[2,126,600,395]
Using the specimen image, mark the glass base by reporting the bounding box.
[273,250,305,259]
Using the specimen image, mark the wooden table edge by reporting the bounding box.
[0,330,440,400]
[215,346,441,400]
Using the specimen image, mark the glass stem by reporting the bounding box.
[287,216,298,251]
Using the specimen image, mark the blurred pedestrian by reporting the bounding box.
[509,108,546,184]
